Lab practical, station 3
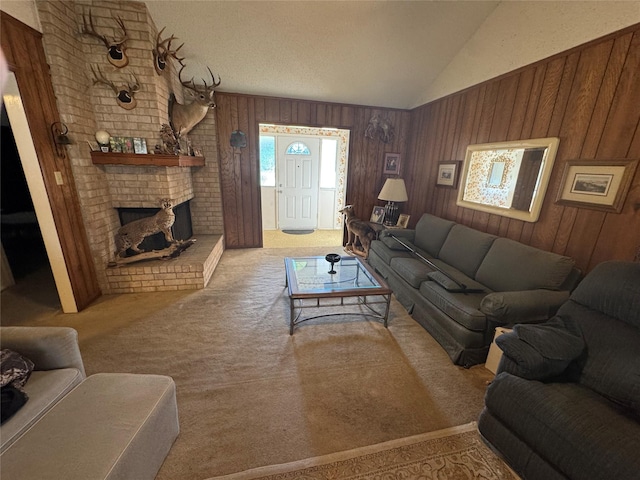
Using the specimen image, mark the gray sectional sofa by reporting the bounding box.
[478,261,640,479]
[0,326,179,480]
[368,213,581,366]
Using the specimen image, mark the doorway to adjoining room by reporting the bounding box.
[259,124,349,248]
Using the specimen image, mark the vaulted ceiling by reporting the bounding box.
[144,1,639,110]
[145,0,500,109]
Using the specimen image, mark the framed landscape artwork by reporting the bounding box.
[383,153,401,175]
[555,160,638,213]
[436,161,461,188]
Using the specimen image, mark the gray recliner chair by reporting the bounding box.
[478,261,640,480]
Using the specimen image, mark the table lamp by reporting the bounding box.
[378,178,408,226]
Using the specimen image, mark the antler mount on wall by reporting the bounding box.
[153,27,184,75]
[90,65,140,110]
[81,9,129,68]
[365,114,395,144]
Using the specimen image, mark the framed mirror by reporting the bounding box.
[456,137,560,222]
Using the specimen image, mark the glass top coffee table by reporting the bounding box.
[284,255,392,334]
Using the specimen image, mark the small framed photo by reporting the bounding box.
[133,137,148,154]
[555,160,638,213]
[396,213,410,228]
[370,206,385,224]
[383,153,401,175]
[109,136,121,152]
[436,161,461,188]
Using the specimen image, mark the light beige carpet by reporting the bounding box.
[2,247,495,479]
[208,422,518,480]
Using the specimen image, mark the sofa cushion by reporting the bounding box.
[369,240,413,266]
[413,214,455,257]
[390,257,432,288]
[0,373,179,480]
[560,302,640,416]
[419,281,487,331]
[485,373,640,480]
[0,369,83,453]
[569,261,640,328]
[437,225,496,278]
[475,238,574,292]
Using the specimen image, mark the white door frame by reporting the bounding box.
[259,124,350,232]
[3,73,77,312]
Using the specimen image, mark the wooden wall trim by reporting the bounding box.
[1,11,100,310]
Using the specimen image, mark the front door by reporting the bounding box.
[277,137,320,230]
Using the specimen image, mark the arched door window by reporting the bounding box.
[286,141,311,155]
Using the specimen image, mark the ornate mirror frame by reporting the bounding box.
[456,137,560,222]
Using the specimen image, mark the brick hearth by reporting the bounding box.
[105,235,223,293]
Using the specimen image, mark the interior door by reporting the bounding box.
[277,137,320,230]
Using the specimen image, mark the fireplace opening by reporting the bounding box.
[116,200,192,256]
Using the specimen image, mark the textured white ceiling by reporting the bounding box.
[145,1,640,110]
[145,1,500,109]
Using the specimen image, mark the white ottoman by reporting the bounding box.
[0,373,179,480]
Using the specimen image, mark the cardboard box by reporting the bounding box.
[485,327,513,374]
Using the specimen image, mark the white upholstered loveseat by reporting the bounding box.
[0,326,179,480]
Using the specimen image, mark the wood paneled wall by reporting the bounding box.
[1,12,100,309]
[215,93,411,248]
[405,24,640,273]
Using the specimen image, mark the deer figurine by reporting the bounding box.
[169,64,220,139]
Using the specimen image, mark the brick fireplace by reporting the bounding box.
[34,1,225,295]
[103,164,223,293]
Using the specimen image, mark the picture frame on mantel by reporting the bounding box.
[383,153,401,175]
[555,159,638,213]
[436,161,461,188]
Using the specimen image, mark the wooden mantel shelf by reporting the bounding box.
[91,151,205,167]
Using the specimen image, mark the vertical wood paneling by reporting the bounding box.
[216,94,411,248]
[405,24,640,273]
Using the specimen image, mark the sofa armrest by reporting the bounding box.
[379,229,416,250]
[480,289,570,325]
[495,316,585,380]
[0,327,86,378]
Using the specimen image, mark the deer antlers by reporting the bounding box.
[153,27,185,75]
[90,65,140,110]
[178,64,221,93]
[81,9,129,68]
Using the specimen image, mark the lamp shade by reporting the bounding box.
[378,178,408,202]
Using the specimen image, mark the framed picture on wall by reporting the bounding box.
[436,161,461,188]
[370,206,385,224]
[555,160,638,213]
[383,153,401,175]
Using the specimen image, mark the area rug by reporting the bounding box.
[207,422,519,480]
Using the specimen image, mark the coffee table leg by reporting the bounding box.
[290,298,295,335]
[383,294,390,328]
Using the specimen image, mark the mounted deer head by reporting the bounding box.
[169,64,220,137]
[90,65,140,110]
[81,9,129,68]
[152,27,184,75]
